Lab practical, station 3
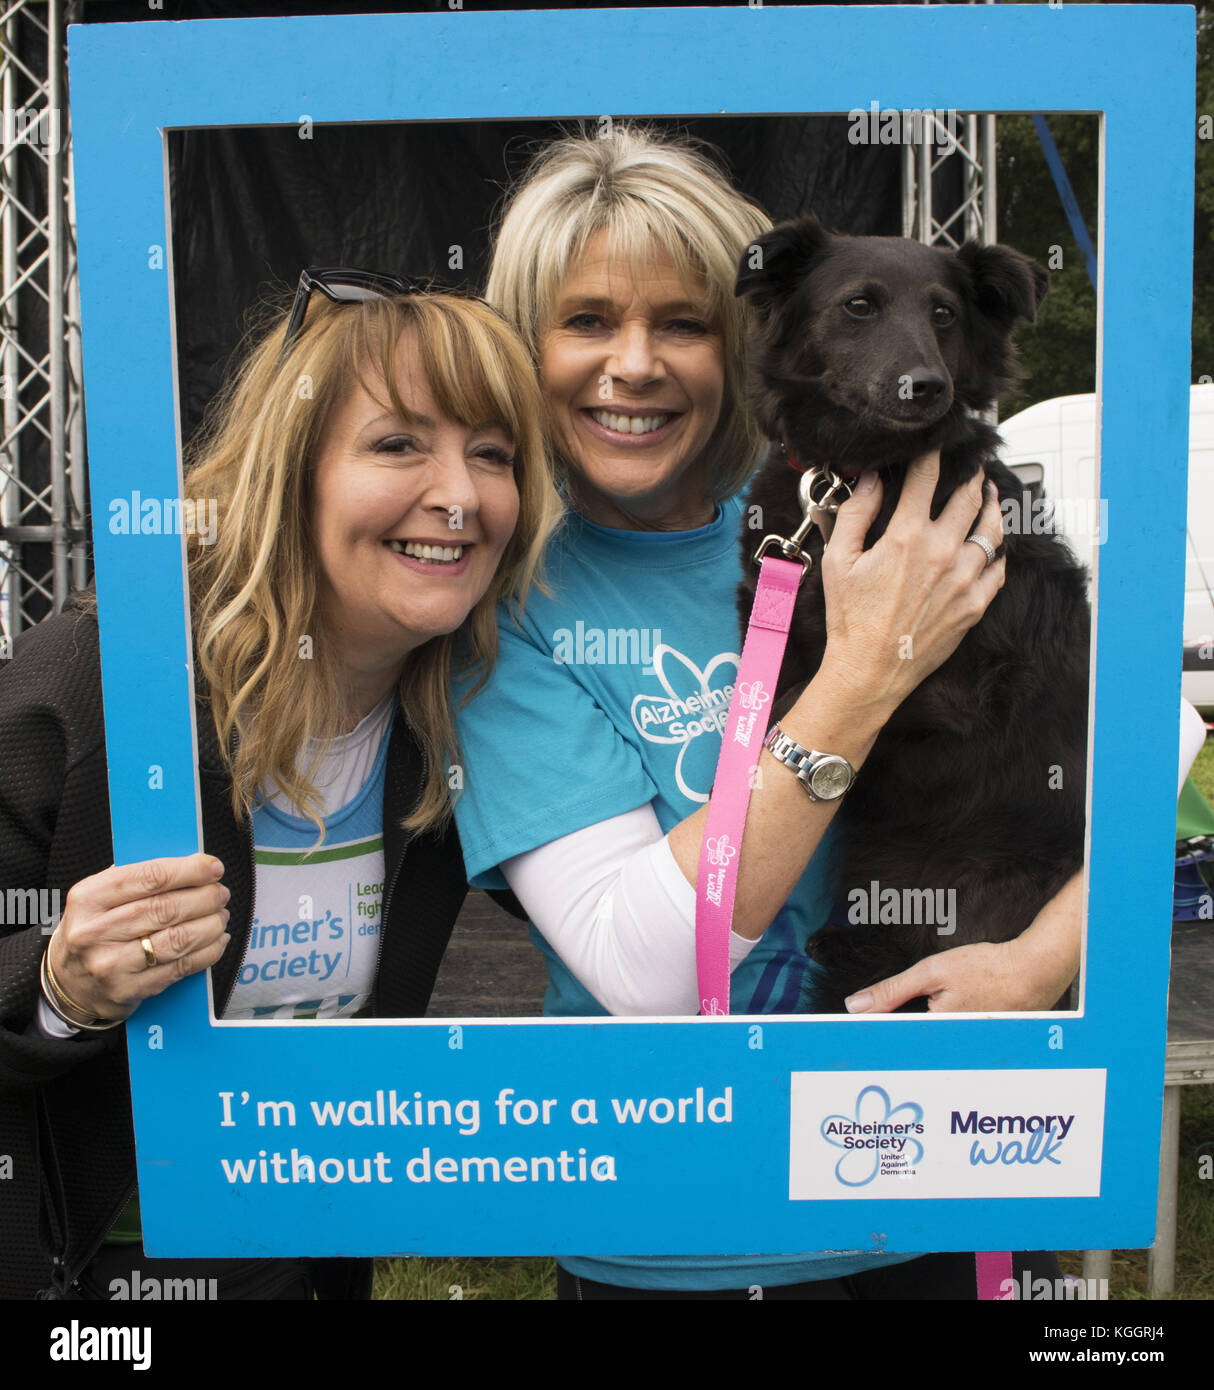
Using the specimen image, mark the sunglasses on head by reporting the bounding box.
[280,267,426,358]
[280,266,507,359]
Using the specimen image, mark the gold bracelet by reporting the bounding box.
[40,948,122,1032]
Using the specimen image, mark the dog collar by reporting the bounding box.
[783,443,863,485]
[783,444,808,473]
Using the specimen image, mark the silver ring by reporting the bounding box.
[965,534,997,568]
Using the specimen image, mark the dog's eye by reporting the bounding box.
[843,297,874,318]
[932,305,957,327]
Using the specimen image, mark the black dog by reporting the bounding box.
[735,216,1089,1012]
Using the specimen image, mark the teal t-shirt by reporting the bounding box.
[452,496,914,1290]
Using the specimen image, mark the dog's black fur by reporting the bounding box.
[734,216,1089,1012]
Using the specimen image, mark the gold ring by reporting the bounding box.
[140,936,158,969]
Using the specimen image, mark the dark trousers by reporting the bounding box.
[59,1241,372,1302]
[557,1250,1062,1301]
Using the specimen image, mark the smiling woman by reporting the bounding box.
[449,123,1079,1300]
[0,284,561,1298]
[186,289,559,827]
[539,229,724,531]
[309,326,522,725]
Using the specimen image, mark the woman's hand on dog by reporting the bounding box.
[844,941,1029,1014]
[845,872,1083,1013]
[816,449,1006,719]
[47,853,231,1023]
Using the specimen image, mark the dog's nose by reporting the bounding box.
[908,371,948,405]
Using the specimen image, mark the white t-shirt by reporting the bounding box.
[224,694,395,1020]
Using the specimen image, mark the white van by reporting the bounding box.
[997,383,1214,713]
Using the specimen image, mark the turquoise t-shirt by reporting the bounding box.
[452,496,914,1290]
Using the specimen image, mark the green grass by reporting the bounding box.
[1054,738,1214,1299]
[1057,1083,1214,1301]
[373,749,1214,1300]
[373,1255,556,1301]
[1189,739,1214,807]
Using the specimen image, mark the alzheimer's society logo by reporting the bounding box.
[821,1085,925,1187]
[630,644,738,802]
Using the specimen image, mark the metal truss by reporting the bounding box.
[902,1,997,250]
[1,0,87,641]
[902,111,998,249]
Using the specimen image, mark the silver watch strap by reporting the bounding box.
[763,723,856,801]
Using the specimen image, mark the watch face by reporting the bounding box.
[810,756,853,800]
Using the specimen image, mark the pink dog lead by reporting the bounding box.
[694,551,803,1015]
[693,464,1013,1301]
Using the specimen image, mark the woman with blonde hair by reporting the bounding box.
[452,126,1081,1298]
[0,274,561,1299]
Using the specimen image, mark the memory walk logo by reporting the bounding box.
[49,1321,151,1370]
[731,679,770,749]
[702,834,737,907]
[952,1109,1073,1167]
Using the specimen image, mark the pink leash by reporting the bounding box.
[694,463,1012,1300]
[694,551,803,1015]
[695,460,840,1016]
[976,1251,1015,1300]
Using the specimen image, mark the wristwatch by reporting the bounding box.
[764,724,856,802]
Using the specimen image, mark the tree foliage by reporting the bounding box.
[991,3,1211,414]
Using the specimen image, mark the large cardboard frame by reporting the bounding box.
[67,5,1194,1258]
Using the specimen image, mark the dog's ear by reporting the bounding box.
[956,242,1049,326]
[735,215,832,310]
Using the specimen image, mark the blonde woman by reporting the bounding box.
[453,127,1080,1298]
[0,276,560,1299]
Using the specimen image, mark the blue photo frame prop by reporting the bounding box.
[67,5,1194,1258]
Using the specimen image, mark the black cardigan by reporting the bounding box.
[0,603,468,1298]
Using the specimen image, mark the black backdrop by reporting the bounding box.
[166,116,911,441]
[76,1,964,450]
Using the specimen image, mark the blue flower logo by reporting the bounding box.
[821,1085,924,1188]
